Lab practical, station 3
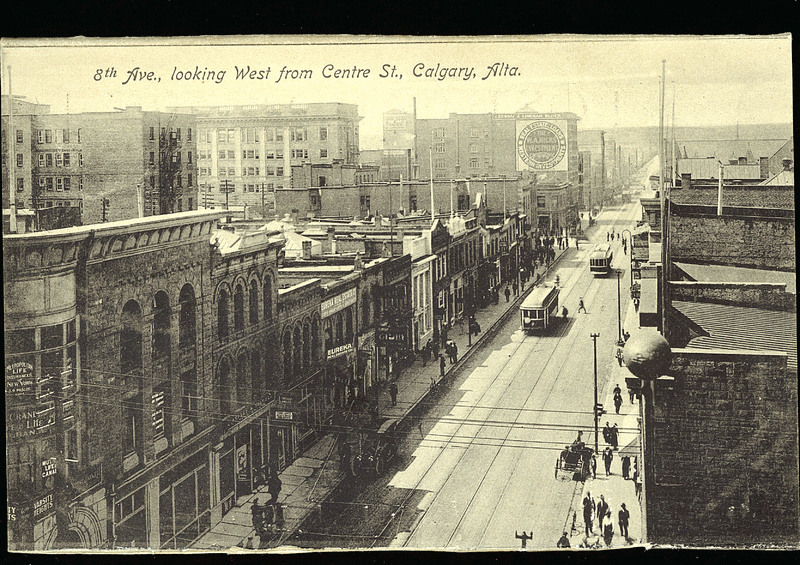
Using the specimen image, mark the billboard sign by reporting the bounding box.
[516,120,568,172]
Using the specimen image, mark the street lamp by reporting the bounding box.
[622,228,633,290]
[616,270,623,346]
[591,332,600,453]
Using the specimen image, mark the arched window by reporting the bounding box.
[120,300,143,374]
[236,353,248,413]
[293,326,302,375]
[362,290,370,327]
[263,277,273,319]
[311,317,320,367]
[233,284,245,332]
[324,319,333,352]
[283,330,293,382]
[218,358,231,414]
[218,289,229,339]
[302,322,311,371]
[251,350,262,401]
[179,284,196,348]
[152,291,171,359]
[345,308,353,343]
[249,283,259,325]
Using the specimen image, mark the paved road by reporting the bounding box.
[396,200,643,550]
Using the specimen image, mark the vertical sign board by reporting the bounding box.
[236,443,249,482]
[516,119,569,173]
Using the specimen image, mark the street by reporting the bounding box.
[286,199,643,549]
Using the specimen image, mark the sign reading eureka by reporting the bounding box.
[327,342,354,361]
[516,120,567,171]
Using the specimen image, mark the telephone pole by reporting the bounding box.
[591,332,600,453]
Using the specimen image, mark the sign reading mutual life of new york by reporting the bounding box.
[516,120,568,171]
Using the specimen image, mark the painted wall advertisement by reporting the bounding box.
[516,119,568,172]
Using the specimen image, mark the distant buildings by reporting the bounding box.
[166,103,362,213]
[2,96,198,229]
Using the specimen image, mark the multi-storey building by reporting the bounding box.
[167,103,361,214]
[2,98,199,230]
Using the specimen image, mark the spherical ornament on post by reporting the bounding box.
[622,329,671,380]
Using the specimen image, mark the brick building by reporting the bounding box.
[167,103,361,214]
[2,97,198,230]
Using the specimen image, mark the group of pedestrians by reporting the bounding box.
[578,491,631,548]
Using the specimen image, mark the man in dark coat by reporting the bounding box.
[505,286,511,302]
[582,492,595,536]
[267,474,282,505]
[557,532,571,548]
[603,447,614,475]
[596,495,608,533]
[389,381,398,406]
[622,456,630,479]
[439,354,446,377]
[618,503,630,539]
[611,423,619,449]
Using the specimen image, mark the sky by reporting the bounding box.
[0,35,793,148]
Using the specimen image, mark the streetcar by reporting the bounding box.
[520,285,559,333]
[589,243,613,276]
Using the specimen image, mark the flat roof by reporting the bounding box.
[672,300,797,370]
[520,285,558,308]
[674,262,796,294]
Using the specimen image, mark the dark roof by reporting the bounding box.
[677,139,788,161]
[672,300,797,370]
[669,186,795,210]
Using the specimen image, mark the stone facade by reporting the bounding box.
[647,349,799,545]
[670,281,796,312]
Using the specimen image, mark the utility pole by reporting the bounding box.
[600,131,606,208]
[222,179,232,210]
[659,59,668,337]
[591,332,600,454]
[617,270,622,345]
[429,148,435,224]
[101,197,110,222]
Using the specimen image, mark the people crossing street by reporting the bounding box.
[603,446,614,475]
[582,492,596,536]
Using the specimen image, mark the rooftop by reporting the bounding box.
[672,300,797,370]
[669,186,795,210]
[676,139,789,161]
[674,262,796,294]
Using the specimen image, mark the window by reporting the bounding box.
[176,128,182,141]
[275,129,284,142]
[219,150,226,160]
[176,174,182,187]
[56,153,63,167]
[45,130,52,143]
[265,128,275,142]
[64,177,71,191]
[46,153,53,167]
[77,128,81,142]
[233,284,244,332]
[469,158,479,168]
[46,178,54,191]
[123,393,144,455]
[150,127,155,140]
[79,177,83,191]
[55,129,62,143]
[187,151,193,164]
[79,152,83,166]
[16,178,24,192]
[38,130,44,143]
[228,167,235,176]
[319,126,328,141]
[187,128,192,141]
[120,300,143,375]
[63,153,71,167]
[149,152,156,165]
[291,127,307,142]
[38,154,45,167]
[263,277,272,319]
[276,149,284,160]
[217,129,226,143]
[470,144,479,153]
[180,370,198,417]
[151,383,169,440]
[227,150,235,159]
[434,143,446,153]
[16,154,23,167]
[276,166,284,176]
[249,284,259,325]
[320,149,328,159]
[265,150,275,159]
[433,127,445,139]
[217,289,229,339]
[152,291,171,359]
[63,129,70,143]
[16,129,23,143]
[187,173,193,186]
[537,195,546,207]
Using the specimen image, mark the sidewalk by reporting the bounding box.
[191,241,573,551]
[567,296,644,549]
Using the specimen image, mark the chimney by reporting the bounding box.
[738,156,747,166]
[302,240,312,259]
[327,226,336,252]
[680,173,691,190]
[782,158,793,171]
[9,199,18,233]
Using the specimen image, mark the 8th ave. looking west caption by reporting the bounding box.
[100,63,521,85]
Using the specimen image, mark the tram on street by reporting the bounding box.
[520,285,560,333]
[589,243,614,276]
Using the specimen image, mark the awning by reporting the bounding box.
[618,434,641,457]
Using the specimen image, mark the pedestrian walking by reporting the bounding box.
[618,503,630,539]
[557,531,571,548]
[577,298,587,314]
[633,471,642,499]
[611,423,619,450]
[562,306,568,319]
[272,503,285,534]
[606,232,610,241]
[512,281,519,296]
[582,492,596,536]
[504,286,511,302]
[614,391,623,414]
[389,381,398,406]
[450,341,458,364]
[439,354,446,377]
[603,513,614,547]
[602,423,611,445]
[616,348,624,367]
[576,238,579,249]
[622,456,630,480]
[603,446,614,475]
[629,386,635,404]
[590,453,597,479]
[267,473,282,505]
[251,498,264,535]
[338,438,351,474]
[596,495,608,533]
